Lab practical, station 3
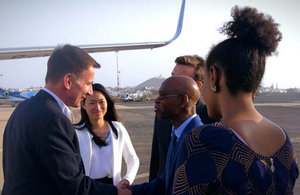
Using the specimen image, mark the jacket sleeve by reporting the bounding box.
[131,171,166,195]
[118,122,140,184]
[149,116,160,181]
[39,114,117,195]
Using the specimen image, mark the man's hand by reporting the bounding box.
[116,180,132,195]
[119,179,130,185]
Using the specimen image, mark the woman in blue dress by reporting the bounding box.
[173,6,299,195]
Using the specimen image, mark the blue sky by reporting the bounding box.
[0,0,299,89]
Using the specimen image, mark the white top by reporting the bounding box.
[75,121,139,185]
[89,131,113,179]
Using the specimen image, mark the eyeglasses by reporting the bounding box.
[157,93,181,100]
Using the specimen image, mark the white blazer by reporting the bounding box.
[75,121,139,185]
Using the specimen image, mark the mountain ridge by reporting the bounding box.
[135,77,165,90]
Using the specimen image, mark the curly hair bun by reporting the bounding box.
[220,6,282,56]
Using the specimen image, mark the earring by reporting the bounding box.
[211,84,217,93]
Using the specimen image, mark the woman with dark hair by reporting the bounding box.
[173,6,298,194]
[74,83,139,186]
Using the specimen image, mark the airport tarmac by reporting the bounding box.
[1,100,300,193]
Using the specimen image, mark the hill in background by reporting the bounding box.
[135,76,165,90]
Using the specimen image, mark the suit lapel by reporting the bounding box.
[165,116,202,192]
[176,116,202,148]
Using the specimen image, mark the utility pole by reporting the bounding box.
[115,52,120,96]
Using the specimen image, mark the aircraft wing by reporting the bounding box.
[0,88,37,101]
[0,96,25,102]
[0,42,168,60]
[0,95,26,107]
[0,0,185,60]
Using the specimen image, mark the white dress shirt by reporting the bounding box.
[173,114,199,141]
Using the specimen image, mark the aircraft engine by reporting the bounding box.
[0,91,9,98]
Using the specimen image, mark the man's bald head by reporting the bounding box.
[161,75,200,105]
[155,75,200,126]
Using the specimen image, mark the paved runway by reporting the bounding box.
[1,100,300,193]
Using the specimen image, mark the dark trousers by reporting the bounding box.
[95,177,113,184]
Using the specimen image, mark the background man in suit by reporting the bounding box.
[119,75,203,195]
[2,45,118,194]
[149,55,219,181]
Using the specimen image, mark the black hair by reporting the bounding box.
[206,6,282,95]
[75,83,119,146]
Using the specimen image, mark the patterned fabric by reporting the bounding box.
[173,122,299,195]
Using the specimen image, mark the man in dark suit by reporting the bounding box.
[149,55,219,181]
[117,75,203,195]
[2,45,118,194]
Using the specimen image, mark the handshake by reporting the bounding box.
[116,179,132,195]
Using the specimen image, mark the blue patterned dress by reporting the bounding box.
[173,122,299,195]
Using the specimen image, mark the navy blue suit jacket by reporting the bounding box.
[132,115,203,195]
[2,90,117,195]
[149,100,218,181]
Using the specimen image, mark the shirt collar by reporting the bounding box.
[173,114,197,141]
[42,88,72,117]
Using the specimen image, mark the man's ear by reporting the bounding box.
[196,81,203,89]
[64,73,73,90]
[180,94,189,108]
